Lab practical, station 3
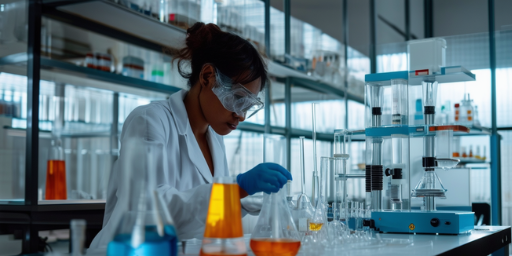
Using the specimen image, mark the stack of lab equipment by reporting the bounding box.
[366,38,475,234]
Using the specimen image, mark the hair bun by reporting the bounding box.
[184,22,222,58]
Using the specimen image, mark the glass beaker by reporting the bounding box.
[200,176,246,256]
[45,96,67,200]
[250,188,301,256]
[107,139,178,256]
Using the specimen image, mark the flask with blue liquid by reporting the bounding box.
[106,140,178,256]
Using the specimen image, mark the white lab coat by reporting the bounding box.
[89,90,261,250]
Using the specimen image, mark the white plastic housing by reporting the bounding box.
[408,38,446,75]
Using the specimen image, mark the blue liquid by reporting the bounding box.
[107,225,178,256]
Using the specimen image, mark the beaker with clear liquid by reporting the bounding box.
[200,176,246,256]
[250,187,301,256]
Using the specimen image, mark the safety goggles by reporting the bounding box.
[211,67,264,119]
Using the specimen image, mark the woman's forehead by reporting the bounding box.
[241,78,262,95]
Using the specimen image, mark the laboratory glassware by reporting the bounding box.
[107,139,178,256]
[263,134,293,207]
[391,79,408,125]
[461,146,467,158]
[71,219,86,256]
[310,157,329,232]
[45,96,67,200]
[311,104,319,206]
[200,176,246,256]
[475,146,482,160]
[452,136,461,157]
[263,134,287,166]
[291,136,314,234]
[250,188,301,256]
[474,106,481,126]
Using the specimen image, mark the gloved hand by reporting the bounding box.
[237,163,292,195]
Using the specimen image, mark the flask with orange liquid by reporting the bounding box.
[250,188,301,256]
[45,96,67,200]
[45,138,67,200]
[200,177,247,256]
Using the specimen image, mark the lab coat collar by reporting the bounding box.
[168,90,190,136]
[169,90,225,182]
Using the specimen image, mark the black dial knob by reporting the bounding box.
[430,218,440,227]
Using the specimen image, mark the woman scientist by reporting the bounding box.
[89,22,292,249]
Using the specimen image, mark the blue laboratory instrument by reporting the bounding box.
[361,39,477,235]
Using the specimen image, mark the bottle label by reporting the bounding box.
[299,218,308,232]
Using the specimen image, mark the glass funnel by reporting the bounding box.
[250,188,301,256]
[107,139,178,256]
[201,176,246,256]
[411,171,447,198]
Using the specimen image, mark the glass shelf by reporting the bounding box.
[4,126,111,139]
[0,54,180,97]
[43,0,187,52]
[268,61,364,103]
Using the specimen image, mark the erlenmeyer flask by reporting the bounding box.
[107,139,178,256]
[200,176,246,256]
[250,188,301,256]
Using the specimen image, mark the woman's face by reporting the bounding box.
[199,66,262,136]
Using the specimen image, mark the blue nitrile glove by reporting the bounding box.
[237,163,292,195]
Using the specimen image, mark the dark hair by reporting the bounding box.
[175,22,268,91]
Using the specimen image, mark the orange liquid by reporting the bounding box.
[453,152,460,157]
[200,253,246,256]
[250,239,301,256]
[45,160,67,200]
[469,151,473,157]
[203,183,243,239]
[462,152,468,158]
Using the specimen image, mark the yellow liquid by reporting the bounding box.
[203,183,243,239]
[309,222,323,231]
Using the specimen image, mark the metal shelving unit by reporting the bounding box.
[0,0,365,253]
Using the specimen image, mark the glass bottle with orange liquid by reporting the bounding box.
[45,96,67,200]
[45,138,67,200]
[200,177,247,256]
[250,188,301,256]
